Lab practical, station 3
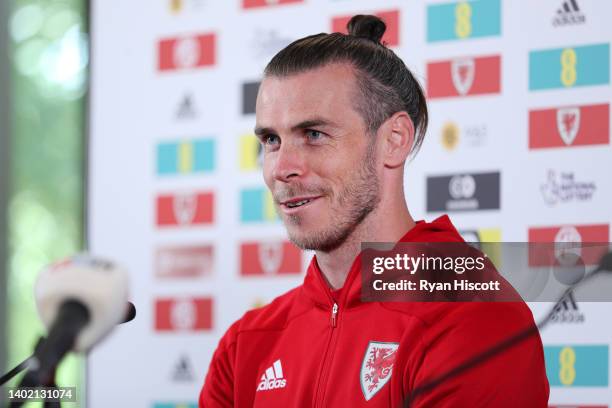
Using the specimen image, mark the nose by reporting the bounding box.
[271,140,305,182]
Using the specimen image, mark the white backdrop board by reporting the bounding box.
[88,0,612,406]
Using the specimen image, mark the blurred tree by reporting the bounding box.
[7,0,87,404]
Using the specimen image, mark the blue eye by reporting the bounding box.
[306,130,323,141]
[263,134,280,146]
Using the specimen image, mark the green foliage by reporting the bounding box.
[8,0,87,404]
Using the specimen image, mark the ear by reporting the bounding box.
[379,111,415,168]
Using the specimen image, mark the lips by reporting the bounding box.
[279,196,321,211]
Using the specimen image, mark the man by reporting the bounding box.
[201,15,549,407]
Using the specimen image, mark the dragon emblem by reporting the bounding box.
[360,341,399,401]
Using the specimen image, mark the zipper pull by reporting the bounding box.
[331,303,338,327]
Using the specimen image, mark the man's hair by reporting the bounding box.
[264,14,428,156]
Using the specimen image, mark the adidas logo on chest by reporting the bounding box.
[257,359,287,391]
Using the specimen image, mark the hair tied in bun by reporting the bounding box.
[347,14,386,44]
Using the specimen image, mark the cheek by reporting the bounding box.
[262,157,274,188]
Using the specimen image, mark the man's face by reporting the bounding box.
[255,63,380,251]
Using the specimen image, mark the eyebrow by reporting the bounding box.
[254,118,336,137]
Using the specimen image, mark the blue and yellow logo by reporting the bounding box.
[239,133,262,171]
[240,187,277,222]
[427,0,501,42]
[157,139,215,175]
[153,403,197,408]
[529,43,610,90]
[544,345,608,387]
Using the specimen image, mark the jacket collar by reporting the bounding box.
[301,215,461,310]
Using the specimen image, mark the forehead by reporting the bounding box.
[255,63,362,129]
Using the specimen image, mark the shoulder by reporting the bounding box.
[216,285,305,349]
[401,302,549,405]
[427,302,536,344]
[383,300,536,343]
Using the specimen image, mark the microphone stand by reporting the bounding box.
[403,260,609,408]
[1,300,135,407]
[0,356,36,387]
[0,338,61,408]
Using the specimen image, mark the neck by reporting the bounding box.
[315,196,415,290]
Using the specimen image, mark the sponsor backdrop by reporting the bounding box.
[88,0,612,406]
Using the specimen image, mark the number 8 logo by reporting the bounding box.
[455,2,472,39]
[561,48,577,87]
[559,346,576,386]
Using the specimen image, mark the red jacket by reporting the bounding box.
[200,215,549,407]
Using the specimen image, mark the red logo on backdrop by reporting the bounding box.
[427,55,501,99]
[332,10,399,46]
[240,241,302,276]
[155,297,213,331]
[529,104,610,149]
[156,192,214,227]
[158,33,215,71]
[156,245,213,278]
[243,0,303,9]
[528,224,609,266]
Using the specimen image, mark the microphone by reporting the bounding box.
[122,301,137,323]
[403,249,612,407]
[21,254,130,387]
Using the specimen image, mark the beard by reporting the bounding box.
[275,142,380,252]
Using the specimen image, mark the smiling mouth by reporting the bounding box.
[281,196,321,209]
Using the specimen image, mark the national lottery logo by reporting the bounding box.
[539,170,596,206]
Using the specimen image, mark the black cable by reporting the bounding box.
[0,358,34,387]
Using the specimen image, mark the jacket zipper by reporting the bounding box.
[314,302,340,407]
[331,303,338,327]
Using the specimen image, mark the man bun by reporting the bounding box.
[347,15,386,44]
